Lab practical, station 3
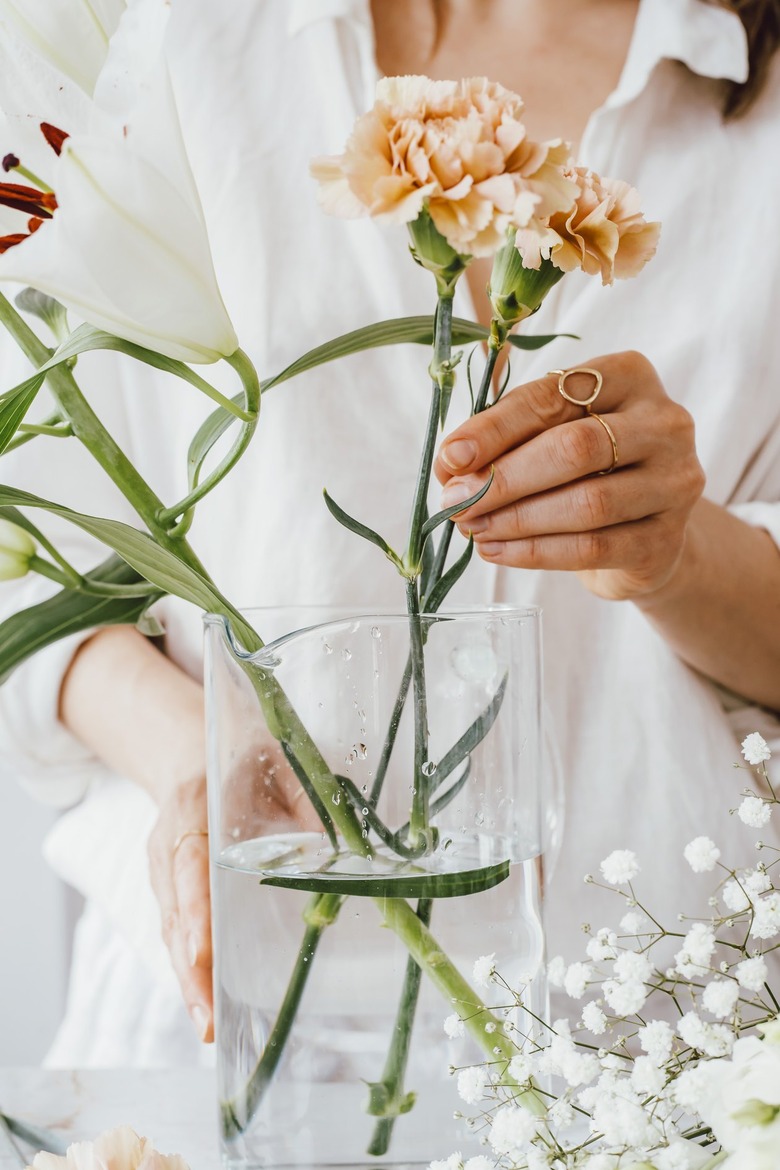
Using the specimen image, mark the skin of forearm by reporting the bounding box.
[59,625,206,805]
[634,498,780,712]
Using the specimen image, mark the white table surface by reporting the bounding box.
[0,1069,220,1168]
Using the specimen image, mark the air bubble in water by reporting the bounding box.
[362,829,368,838]
[341,647,352,661]
[475,811,485,826]
[370,626,381,639]
[362,807,369,816]
[331,793,341,805]
[356,742,367,760]
[345,750,357,766]
[421,760,437,777]
[322,640,333,655]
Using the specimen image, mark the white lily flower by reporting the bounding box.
[0,0,126,97]
[0,0,239,363]
[0,517,35,580]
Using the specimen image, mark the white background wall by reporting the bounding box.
[0,781,71,1064]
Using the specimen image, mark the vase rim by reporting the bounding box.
[203,604,541,663]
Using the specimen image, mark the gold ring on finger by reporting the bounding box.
[589,412,619,475]
[172,828,209,857]
[549,367,603,409]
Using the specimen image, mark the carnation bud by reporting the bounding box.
[407,208,469,296]
[0,518,35,580]
[488,230,564,338]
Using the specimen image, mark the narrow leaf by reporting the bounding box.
[423,537,474,613]
[420,470,494,541]
[0,554,160,685]
[15,288,68,341]
[436,672,509,784]
[323,490,402,568]
[0,485,227,614]
[260,859,510,899]
[280,742,339,851]
[0,374,43,455]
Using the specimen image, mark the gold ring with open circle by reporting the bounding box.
[549,367,603,409]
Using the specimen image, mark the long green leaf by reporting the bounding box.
[260,859,510,899]
[31,323,252,420]
[0,374,44,455]
[323,489,403,570]
[0,486,227,613]
[15,288,69,341]
[0,554,160,685]
[436,672,509,784]
[188,316,575,491]
[423,537,474,613]
[420,470,494,541]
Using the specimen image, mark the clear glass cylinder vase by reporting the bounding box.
[204,605,546,1169]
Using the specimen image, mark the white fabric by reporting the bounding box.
[1,0,779,1063]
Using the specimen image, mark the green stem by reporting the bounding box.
[221,894,343,1139]
[367,898,433,1155]
[378,896,546,1117]
[406,579,431,847]
[0,290,189,557]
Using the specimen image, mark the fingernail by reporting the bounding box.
[441,480,475,510]
[187,932,199,967]
[468,516,488,534]
[191,1003,210,1041]
[441,438,477,471]
[480,542,505,557]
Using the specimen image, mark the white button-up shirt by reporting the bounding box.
[0,0,778,1062]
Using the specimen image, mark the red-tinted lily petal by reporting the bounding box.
[41,123,70,156]
[0,232,30,254]
[0,182,57,219]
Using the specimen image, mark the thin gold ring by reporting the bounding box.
[172,828,209,856]
[589,411,619,475]
[549,367,603,409]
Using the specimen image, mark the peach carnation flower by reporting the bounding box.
[515,166,661,284]
[27,1126,190,1170]
[311,75,577,258]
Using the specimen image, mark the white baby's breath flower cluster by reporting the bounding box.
[432,735,780,1170]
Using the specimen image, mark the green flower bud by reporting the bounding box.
[407,208,470,297]
[732,1098,780,1127]
[0,518,35,581]
[488,231,565,334]
[759,1017,780,1045]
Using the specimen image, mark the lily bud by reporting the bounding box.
[407,208,469,297]
[488,230,564,335]
[0,518,35,580]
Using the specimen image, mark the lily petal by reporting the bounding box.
[0,0,125,96]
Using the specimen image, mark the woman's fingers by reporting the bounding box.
[435,352,652,483]
[147,775,213,1041]
[463,468,670,541]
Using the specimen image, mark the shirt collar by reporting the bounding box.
[611,0,749,108]
[287,0,749,100]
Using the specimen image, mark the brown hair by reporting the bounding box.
[713,0,780,116]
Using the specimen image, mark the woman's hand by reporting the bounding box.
[435,351,706,601]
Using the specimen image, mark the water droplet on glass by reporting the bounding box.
[422,760,437,777]
[356,742,367,760]
[331,793,341,805]
[322,639,333,655]
[317,701,324,709]
[475,811,485,826]
[361,783,368,794]
[370,626,381,639]
[362,807,369,816]
[362,828,368,838]
[341,647,352,661]
[356,707,366,723]
[345,750,357,766]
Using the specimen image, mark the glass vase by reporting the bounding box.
[204,605,546,1169]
